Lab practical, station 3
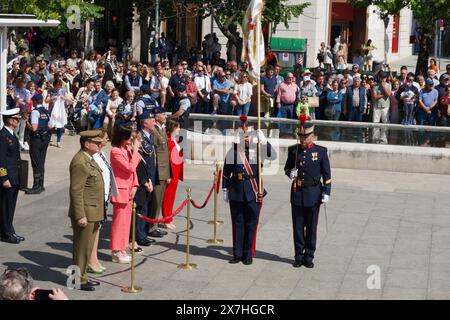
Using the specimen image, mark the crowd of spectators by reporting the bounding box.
[5,33,450,153]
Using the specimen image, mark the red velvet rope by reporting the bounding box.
[190,182,215,209]
[136,198,189,223]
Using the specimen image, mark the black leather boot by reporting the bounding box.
[25,174,43,195]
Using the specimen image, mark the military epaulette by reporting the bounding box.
[0,167,7,177]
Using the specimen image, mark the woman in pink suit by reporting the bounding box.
[109,125,142,263]
[162,119,183,230]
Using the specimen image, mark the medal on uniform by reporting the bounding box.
[312,152,318,161]
[237,172,243,181]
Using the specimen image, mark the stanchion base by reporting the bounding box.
[207,239,224,244]
[177,263,197,270]
[121,286,142,293]
[208,220,224,225]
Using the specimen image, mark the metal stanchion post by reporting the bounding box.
[207,165,224,244]
[208,163,224,226]
[178,188,197,270]
[122,202,142,293]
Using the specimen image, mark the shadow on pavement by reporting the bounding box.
[3,261,68,286]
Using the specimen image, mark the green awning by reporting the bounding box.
[270,37,306,52]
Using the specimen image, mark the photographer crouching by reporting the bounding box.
[0,268,68,300]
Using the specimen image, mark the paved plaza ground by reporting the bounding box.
[1,133,450,300]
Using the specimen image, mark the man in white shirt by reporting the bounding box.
[150,68,169,107]
[194,66,211,113]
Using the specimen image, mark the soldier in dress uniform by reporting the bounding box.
[284,114,331,268]
[134,109,158,247]
[0,108,25,244]
[222,115,275,265]
[25,94,53,194]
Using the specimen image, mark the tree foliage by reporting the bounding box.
[348,0,450,75]
[188,0,311,46]
[0,0,104,35]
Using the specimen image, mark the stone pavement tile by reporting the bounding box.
[243,286,293,300]
[338,273,386,296]
[336,292,382,300]
[389,253,429,270]
[431,227,450,249]
[346,258,390,276]
[427,291,450,300]
[384,268,428,289]
[152,279,209,299]
[352,244,394,260]
[254,264,303,290]
[394,237,431,255]
[300,265,346,284]
[289,280,340,300]
[359,235,396,247]
[381,286,427,300]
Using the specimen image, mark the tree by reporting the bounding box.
[188,0,311,58]
[0,0,104,50]
[348,0,450,76]
[133,0,176,63]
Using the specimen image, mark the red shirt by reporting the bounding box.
[439,95,450,117]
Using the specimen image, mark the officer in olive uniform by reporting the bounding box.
[0,108,25,244]
[68,130,105,291]
[222,115,275,265]
[284,117,331,268]
[25,94,52,195]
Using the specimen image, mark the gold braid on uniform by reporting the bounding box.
[324,179,332,185]
[0,168,7,177]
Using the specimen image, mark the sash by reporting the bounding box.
[237,146,261,202]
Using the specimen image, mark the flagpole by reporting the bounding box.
[256,11,262,195]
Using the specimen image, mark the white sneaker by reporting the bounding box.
[264,113,270,119]
[112,252,131,264]
[20,142,29,151]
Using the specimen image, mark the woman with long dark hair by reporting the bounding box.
[109,125,142,263]
[161,119,183,230]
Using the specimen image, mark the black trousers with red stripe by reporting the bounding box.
[229,200,261,260]
[291,204,319,263]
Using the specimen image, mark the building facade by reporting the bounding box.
[202,0,414,68]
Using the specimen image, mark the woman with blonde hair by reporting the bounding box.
[231,71,253,116]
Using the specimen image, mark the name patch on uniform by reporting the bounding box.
[312,152,318,161]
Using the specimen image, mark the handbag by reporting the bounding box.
[20,160,29,190]
[309,96,319,108]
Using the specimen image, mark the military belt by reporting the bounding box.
[296,180,320,188]
[235,172,255,181]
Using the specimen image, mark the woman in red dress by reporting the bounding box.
[162,119,183,230]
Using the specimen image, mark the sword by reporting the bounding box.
[324,203,329,234]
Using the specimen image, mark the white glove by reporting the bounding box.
[256,129,267,144]
[289,169,298,180]
[223,189,229,202]
[321,194,330,203]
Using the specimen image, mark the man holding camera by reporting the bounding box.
[25,94,53,195]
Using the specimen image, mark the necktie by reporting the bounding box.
[99,152,113,200]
